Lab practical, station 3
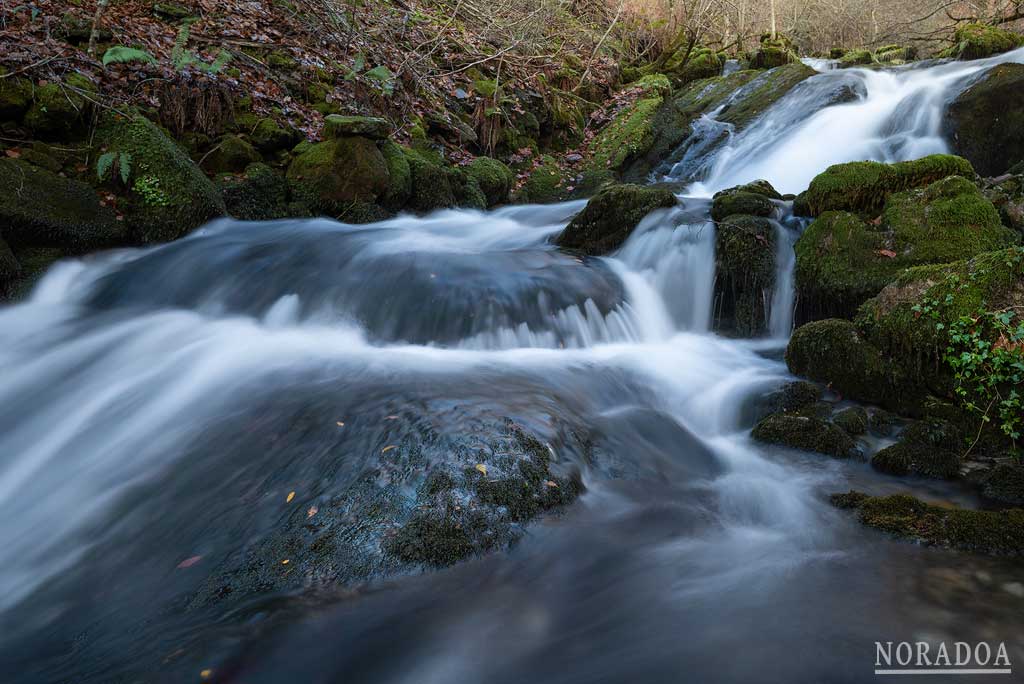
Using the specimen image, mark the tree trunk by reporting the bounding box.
[87,0,110,57]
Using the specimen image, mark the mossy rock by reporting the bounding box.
[763,380,824,415]
[714,214,776,336]
[323,114,390,141]
[250,117,300,153]
[286,136,390,215]
[466,157,514,208]
[515,155,566,204]
[583,91,665,185]
[716,63,816,131]
[153,2,194,20]
[23,74,96,138]
[379,140,412,211]
[556,183,676,256]
[671,49,725,85]
[0,158,125,251]
[219,163,290,220]
[402,147,459,212]
[97,114,225,243]
[751,413,858,458]
[981,464,1024,506]
[837,49,875,68]
[871,420,963,478]
[831,490,1024,556]
[710,184,777,222]
[874,45,917,64]
[0,71,32,122]
[204,134,261,174]
[946,63,1024,177]
[982,173,1024,235]
[747,45,797,70]
[0,236,21,297]
[940,23,1024,61]
[832,406,868,436]
[793,154,975,217]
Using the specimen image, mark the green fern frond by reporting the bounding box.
[96,152,116,181]
[118,152,132,184]
[102,46,157,67]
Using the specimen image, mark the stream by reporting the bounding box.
[2,49,1024,683]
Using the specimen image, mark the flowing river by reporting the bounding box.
[2,49,1024,683]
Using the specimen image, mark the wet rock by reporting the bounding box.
[793,154,975,217]
[23,73,96,138]
[323,114,391,141]
[0,70,32,121]
[713,214,776,336]
[219,163,291,220]
[0,237,20,297]
[830,490,1024,556]
[837,49,874,68]
[379,140,412,211]
[717,63,816,130]
[287,136,390,214]
[762,380,824,416]
[249,117,301,153]
[710,181,778,221]
[751,413,858,458]
[747,35,799,69]
[874,45,917,64]
[868,409,898,437]
[97,114,225,243]
[946,63,1024,177]
[981,173,1024,235]
[981,464,1024,506]
[871,420,963,478]
[515,154,566,204]
[556,183,677,256]
[0,158,125,251]
[939,23,1024,60]
[832,406,868,436]
[204,134,262,174]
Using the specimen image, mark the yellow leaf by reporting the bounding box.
[286,491,295,503]
[200,669,213,680]
[544,480,558,488]
[475,463,487,475]
[381,445,396,453]
[282,559,290,565]
[336,421,345,427]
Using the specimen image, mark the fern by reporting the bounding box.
[118,152,132,184]
[198,50,232,74]
[96,152,116,181]
[102,46,157,67]
[363,65,396,95]
[172,22,192,69]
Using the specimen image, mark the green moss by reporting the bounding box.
[714,214,776,335]
[0,71,32,121]
[219,163,290,220]
[267,50,298,70]
[875,45,917,64]
[710,190,775,222]
[286,136,390,214]
[323,114,390,140]
[556,183,677,255]
[940,23,1024,60]
[766,380,824,414]
[466,157,514,207]
[982,464,1024,506]
[97,114,225,243]
[402,147,457,212]
[718,63,816,130]
[585,95,664,179]
[871,420,963,478]
[204,134,261,174]
[832,406,868,435]
[379,140,411,211]
[250,117,299,153]
[473,78,498,98]
[837,49,875,68]
[751,414,857,458]
[515,154,565,204]
[23,75,95,137]
[831,490,1024,556]
[0,158,125,251]
[793,154,975,217]
[748,45,797,69]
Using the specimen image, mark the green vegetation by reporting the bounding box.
[556,183,676,255]
[751,414,857,458]
[939,23,1024,60]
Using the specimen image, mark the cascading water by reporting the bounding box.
[3,49,1024,684]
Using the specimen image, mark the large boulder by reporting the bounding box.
[946,63,1024,177]
[0,158,125,251]
[203,134,262,174]
[874,45,917,64]
[323,114,391,141]
[22,73,96,138]
[286,135,390,215]
[871,419,963,478]
[465,156,514,208]
[556,184,677,255]
[97,114,225,243]
[837,49,875,68]
[795,175,1018,320]
[714,214,776,335]
[747,35,799,69]
[219,163,292,220]
[794,154,976,217]
[751,413,858,458]
[939,23,1024,60]
[710,180,779,221]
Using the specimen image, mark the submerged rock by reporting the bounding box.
[946,63,1024,177]
[831,490,1024,556]
[556,184,676,256]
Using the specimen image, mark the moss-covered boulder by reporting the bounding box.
[515,154,567,204]
[747,35,799,69]
[831,490,1024,556]
[403,148,457,212]
[380,140,412,211]
[832,406,868,436]
[710,181,778,222]
[981,173,1024,235]
[837,49,875,68]
[323,114,391,141]
[714,214,776,335]
[0,158,125,251]
[249,118,300,153]
[874,45,917,64]
[204,134,261,174]
[556,184,676,255]
[793,154,975,217]
[717,63,817,130]
[97,114,225,243]
[662,47,725,85]
[945,63,1024,177]
[219,163,291,220]
[981,464,1024,506]
[795,176,1017,320]
[465,157,514,208]
[751,413,858,458]
[939,23,1024,61]
[0,71,32,122]
[23,73,96,138]
[871,420,964,478]
[286,136,390,215]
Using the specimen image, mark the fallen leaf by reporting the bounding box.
[200,669,213,680]
[177,555,202,568]
[336,421,345,427]
[544,480,558,488]
[385,415,398,420]
[286,491,295,503]
[381,445,397,453]
[307,505,318,518]
[4,148,21,158]
[475,463,487,475]
[875,249,897,259]
[282,559,290,564]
